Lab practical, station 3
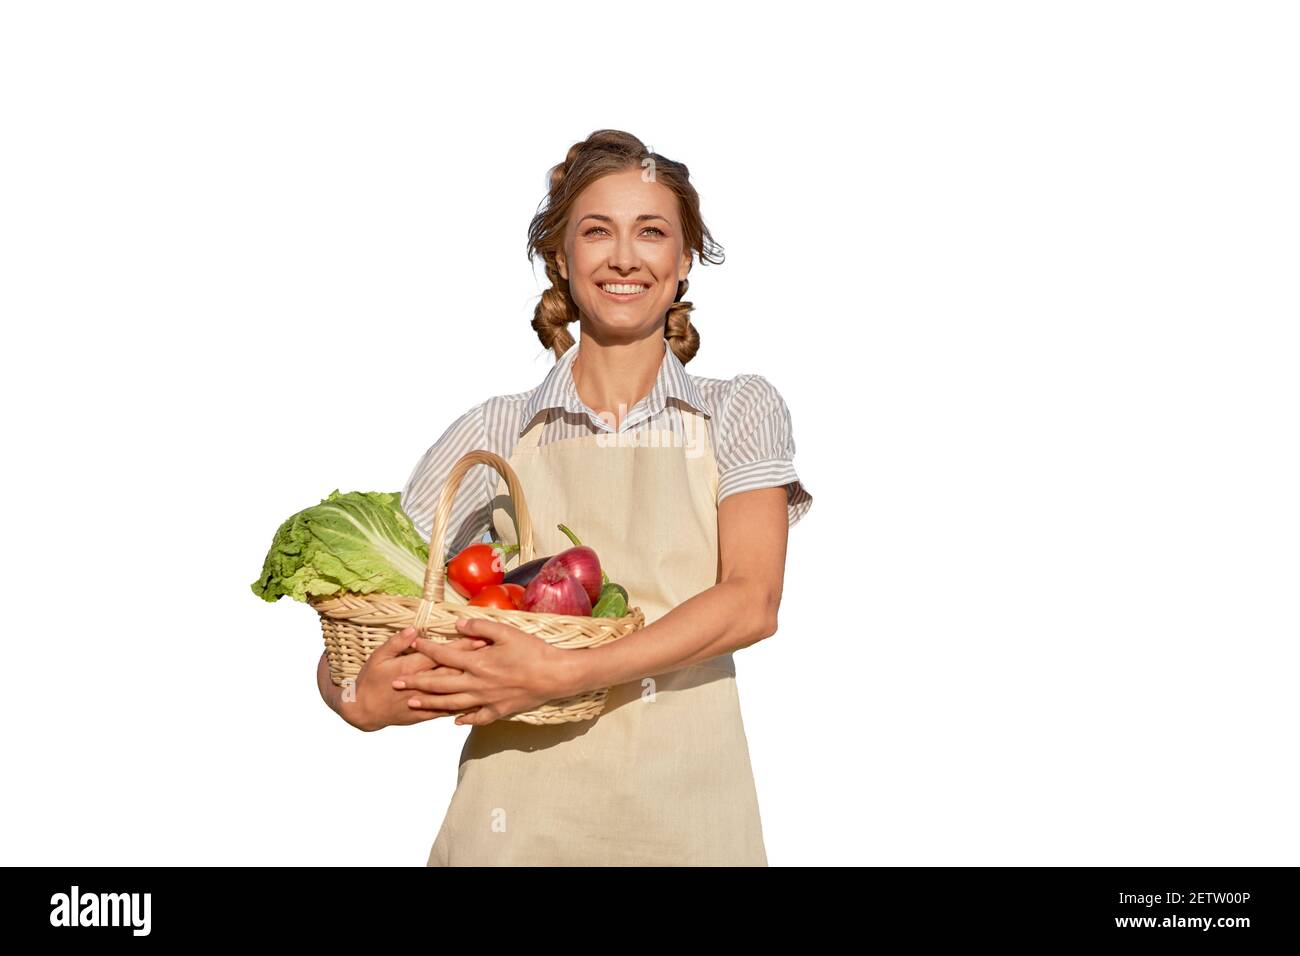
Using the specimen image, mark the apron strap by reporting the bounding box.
[516,413,547,452]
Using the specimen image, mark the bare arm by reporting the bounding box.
[317,650,349,719]
[317,632,487,731]
[395,487,791,724]
[560,485,789,694]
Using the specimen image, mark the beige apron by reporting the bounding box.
[426,404,768,866]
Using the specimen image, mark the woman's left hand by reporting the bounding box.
[403,618,576,726]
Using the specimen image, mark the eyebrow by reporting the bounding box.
[577,213,670,226]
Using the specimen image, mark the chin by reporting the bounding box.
[580,311,659,341]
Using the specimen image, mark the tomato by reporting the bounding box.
[468,584,517,610]
[502,583,526,609]
[446,543,505,599]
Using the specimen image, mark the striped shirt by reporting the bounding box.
[400,338,812,557]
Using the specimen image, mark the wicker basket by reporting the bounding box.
[310,448,644,725]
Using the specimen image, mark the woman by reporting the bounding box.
[318,130,812,866]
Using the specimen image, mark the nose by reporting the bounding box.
[609,233,641,273]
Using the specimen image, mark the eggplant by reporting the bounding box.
[503,555,552,588]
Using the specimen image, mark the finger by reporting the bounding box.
[407,692,482,712]
[395,671,477,695]
[396,692,463,722]
[397,651,439,675]
[455,706,496,727]
[449,636,490,650]
[412,636,478,672]
[371,627,419,663]
[398,658,465,679]
[454,617,519,643]
[396,638,485,675]
[396,628,440,656]
[422,637,484,653]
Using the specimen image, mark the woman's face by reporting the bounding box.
[557,167,692,340]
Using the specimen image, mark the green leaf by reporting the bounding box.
[250,490,430,604]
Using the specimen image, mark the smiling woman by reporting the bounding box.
[526,130,723,373]
[330,130,812,867]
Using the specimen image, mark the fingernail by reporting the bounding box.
[409,699,420,708]
[393,680,406,689]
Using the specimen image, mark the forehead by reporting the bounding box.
[571,168,679,221]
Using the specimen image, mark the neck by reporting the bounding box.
[571,331,666,430]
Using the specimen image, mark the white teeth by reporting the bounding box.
[600,283,648,294]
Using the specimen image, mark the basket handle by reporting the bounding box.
[422,450,535,603]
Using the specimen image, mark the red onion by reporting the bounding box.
[552,546,603,605]
[550,527,606,605]
[522,558,594,616]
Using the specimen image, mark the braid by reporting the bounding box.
[530,259,578,359]
[664,278,700,364]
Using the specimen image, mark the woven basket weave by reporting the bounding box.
[311,449,644,725]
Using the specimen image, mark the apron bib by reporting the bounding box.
[426,405,768,866]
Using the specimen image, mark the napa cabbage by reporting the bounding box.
[251,490,430,603]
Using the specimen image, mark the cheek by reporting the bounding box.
[649,250,683,296]
[662,263,686,302]
[569,243,605,276]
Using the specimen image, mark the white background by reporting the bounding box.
[2,1,1296,866]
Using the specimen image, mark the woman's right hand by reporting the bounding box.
[317,628,487,732]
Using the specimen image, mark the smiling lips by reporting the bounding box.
[597,281,650,300]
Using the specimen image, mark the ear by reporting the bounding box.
[678,250,692,284]
[557,249,568,282]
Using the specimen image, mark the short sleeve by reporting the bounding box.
[400,400,496,560]
[714,373,813,528]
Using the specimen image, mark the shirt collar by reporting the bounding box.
[519,337,712,436]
